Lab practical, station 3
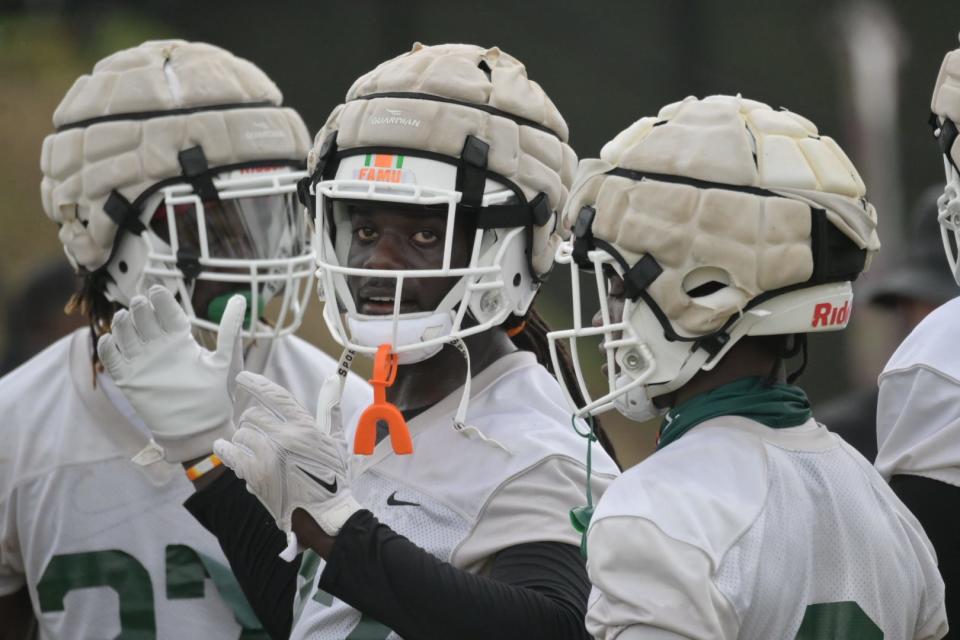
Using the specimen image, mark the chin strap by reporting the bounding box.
[449,337,510,454]
[354,344,412,455]
[569,414,598,559]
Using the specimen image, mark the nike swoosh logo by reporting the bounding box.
[298,466,337,493]
[386,491,420,507]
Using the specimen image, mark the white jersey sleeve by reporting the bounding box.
[586,517,738,639]
[453,455,617,571]
[877,297,960,487]
[586,416,947,640]
[584,422,762,639]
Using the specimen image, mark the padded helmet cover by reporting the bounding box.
[562,94,879,337]
[40,40,311,273]
[308,42,578,278]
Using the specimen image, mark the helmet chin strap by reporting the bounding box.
[347,312,453,364]
[611,374,665,422]
[447,337,510,453]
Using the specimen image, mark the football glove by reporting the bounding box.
[97,285,245,463]
[214,371,361,558]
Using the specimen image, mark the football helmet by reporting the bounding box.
[40,40,314,338]
[930,33,960,285]
[548,95,880,420]
[300,43,576,363]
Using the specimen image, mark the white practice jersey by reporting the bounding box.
[585,416,947,640]
[0,327,370,639]
[877,296,960,487]
[292,351,620,640]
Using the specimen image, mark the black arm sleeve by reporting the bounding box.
[319,509,591,640]
[183,470,298,640]
[889,473,960,626]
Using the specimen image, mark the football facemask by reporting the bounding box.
[930,37,960,285]
[313,154,537,364]
[110,166,314,339]
[548,241,858,423]
[931,119,960,284]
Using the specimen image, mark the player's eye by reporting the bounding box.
[412,229,439,247]
[355,227,378,242]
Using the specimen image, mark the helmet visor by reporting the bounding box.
[143,167,314,338]
[150,191,304,262]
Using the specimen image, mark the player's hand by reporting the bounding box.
[214,372,361,554]
[97,285,245,463]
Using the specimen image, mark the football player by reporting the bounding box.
[0,40,368,639]
[549,95,947,639]
[876,32,960,628]
[99,43,621,639]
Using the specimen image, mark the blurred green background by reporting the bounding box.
[2,0,959,465]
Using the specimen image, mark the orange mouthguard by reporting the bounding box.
[354,344,413,455]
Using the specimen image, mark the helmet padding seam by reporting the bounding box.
[55,100,277,132]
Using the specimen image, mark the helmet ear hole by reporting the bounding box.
[682,267,731,298]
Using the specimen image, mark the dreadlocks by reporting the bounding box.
[64,270,119,374]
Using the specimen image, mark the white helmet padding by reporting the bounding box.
[549,95,879,419]
[39,40,313,337]
[302,43,576,360]
[930,33,960,285]
[306,43,576,276]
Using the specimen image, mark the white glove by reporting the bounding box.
[97,285,245,463]
[214,372,361,556]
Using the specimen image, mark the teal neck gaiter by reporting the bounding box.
[657,376,812,450]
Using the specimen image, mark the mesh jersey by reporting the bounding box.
[0,328,370,639]
[877,296,960,487]
[585,416,947,640]
[291,351,620,640]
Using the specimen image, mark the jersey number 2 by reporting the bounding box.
[795,601,882,639]
[36,546,266,639]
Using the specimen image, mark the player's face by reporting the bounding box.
[342,201,472,315]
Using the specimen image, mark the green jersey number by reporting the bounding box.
[36,546,267,640]
[37,550,155,639]
[795,601,883,639]
[295,550,392,639]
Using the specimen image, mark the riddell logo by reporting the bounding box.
[811,301,851,328]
